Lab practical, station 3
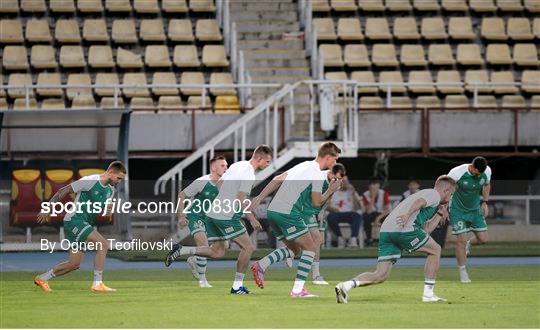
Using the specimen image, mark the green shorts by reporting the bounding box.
[187,214,207,236]
[450,207,487,235]
[303,214,319,229]
[63,217,95,244]
[205,216,246,242]
[378,227,429,263]
[268,210,309,241]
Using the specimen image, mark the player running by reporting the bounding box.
[335,175,456,303]
[173,156,228,288]
[447,156,491,283]
[34,161,126,292]
[165,145,272,294]
[250,142,342,298]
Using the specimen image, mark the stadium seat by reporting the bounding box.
[31,45,57,69]
[465,70,491,93]
[117,47,143,68]
[55,19,81,43]
[72,95,96,109]
[428,44,455,65]
[358,0,385,11]
[501,95,526,107]
[476,95,498,107]
[470,0,497,12]
[413,0,440,10]
[89,46,114,68]
[8,74,33,98]
[41,98,66,109]
[162,0,188,13]
[181,72,205,96]
[106,0,131,12]
[210,73,236,96]
[486,44,513,65]
[10,169,43,227]
[202,45,229,67]
[169,19,195,42]
[508,18,533,40]
[78,169,105,177]
[43,169,74,225]
[140,19,166,41]
[400,45,427,66]
[416,96,441,108]
[26,20,52,42]
[389,96,413,108]
[379,71,407,93]
[513,44,539,66]
[158,96,183,110]
[441,0,468,10]
[112,20,138,43]
[37,73,63,97]
[0,20,24,43]
[0,74,5,97]
[331,0,358,11]
[83,19,109,42]
[421,18,447,40]
[173,45,201,67]
[3,46,29,70]
[21,0,46,12]
[152,72,178,96]
[408,71,436,94]
[448,17,475,40]
[482,18,507,40]
[325,72,348,81]
[491,71,518,94]
[444,95,470,108]
[457,44,484,65]
[497,0,523,11]
[394,18,420,40]
[436,70,464,94]
[60,46,86,68]
[95,73,120,97]
[123,73,149,98]
[351,71,378,93]
[145,45,171,67]
[134,0,159,13]
[66,74,92,100]
[14,98,38,110]
[386,0,412,11]
[0,0,19,13]
[337,18,363,40]
[313,0,331,11]
[130,97,154,110]
[359,96,384,109]
[0,99,7,110]
[313,19,337,40]
[531,96,540,107]
[196,19,222,41]
[372,44,398,67]
[101,97,125,109]
[190,0,216,12]
[50,0,76,12]
[344,44,370,67]
[215,96,241,113]
[187,96,212,109]
[320,44,344,67]
[365,18,392,40]
[534,18,540,38]
[521,70,540,93]
[77,0,104,12]
[525,0,540,12]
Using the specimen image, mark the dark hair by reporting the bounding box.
[332,163,346,176]
[253,145,273,157]
[408,177,419,184]
[318,142,341,157]
[210,155,226,165]
[368,177,381,185]
[472,156,488,173]
[107,161,126,174]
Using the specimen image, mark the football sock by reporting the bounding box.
[93,270,103,287]
[232,272,245,290]
[292,251,315,294]
[196,257,207,281]
[38,269,55,281]
[424,279,436,296]
[259,247,295,271]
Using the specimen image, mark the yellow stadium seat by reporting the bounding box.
[442,0,468,10]
[158,96,183,110]
[531,96,540,107]
[358,0,385,11]
[140,19,166,41]
[202,45,229,67]
[89,46,114,68]
[106,0,131,12]
[196,19,222,41]
[8,74,34,99]
[379,71,407,93]
[95,73,120,97]
[117,47,143,68]
[400,45,427,66]
[325,72,348,81]
[501,95,526,108]
[190,0,215,12]
[181,72,205,96]
[162,0,188,12]
[389,96,413,108]
[0,0,19,13]
[449,17,476,40]
[14,98,38,110]
[0,74,5,98]
[41,98,66,110]
[78,169,104,177]
[331,0,358,11]
[31,45,57,69]
[394,17,420,40]
[437,70,464,94]
[123,73,149,98]
[26,19,52,42]
[215,96,241,113]
[514,43,539,66]
[486,44,512,65]
[413,0,440,10]
[0,98,7,110]
[421,18,447,40]
[525,0,540,12]
[351,71,378,93]
[344,44,370,67]
[152,72,178,96]
[100,97,125,109]
[66,74,92,100]
[60,46,86,68]
[312,0,331,11]
[313,18,337,41]
[508,18,533,40]
[77,0,104,12]
[112,20,138,43]
[145,45,172,68]
[465,70,491,93]
[372,44,398,67]
[337,18,363,40]
[365,18,392,40]
[83,19,109,41]
[416,96,441,108]
[210,73,236,96]
[534,18,540,39]
[3,46,29,70]
[0,20,24,43]
[21,0,46,12]
[491,71,518,94]
[386,0,412,11]
[130,97,154,110]
[359,96,384,109]
[319,44,344,67]
[408,71,436,94]
[72,95,97,109]
[497,0,523,11]
[187,96,212,109]
[55,19,81,43]
[134,0,159,13]
[444,95,470,108]
[173,45,201,67]
[169,19,195,42]
[50,0,76,12]
[470,0,497,12]
[37,73,62,97]
[476,95,498,108]
[481,18,507,40]
[457,44,484,65]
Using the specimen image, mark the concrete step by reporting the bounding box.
[251,75,311,84]
[290,130,328,139]
[245,58,309,68]
[243,49,306,60]
[230,2,297,11]
[249,67,311,77]
[235,21,300,33]
[251,94,311,105]
[230,10,297,21]
[238,31,302,40]
[237,39,304,51]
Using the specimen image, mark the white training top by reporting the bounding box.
[268,160,326,215]
[206,160,255,221]
[183,174,212,197]
[380,188,441,233]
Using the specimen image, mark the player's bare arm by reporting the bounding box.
[177,191,189,227]
[37,184,75,224]
[396,198,427,226]
[481,183,491,217]
[250,172,288,210]
[238,191,262,230]
[312,178,341,208]
[423,206,449,233]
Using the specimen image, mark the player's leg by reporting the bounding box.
[335,261,393,303]
[86,230,115,292]
[417,237,446,302]
[455,232,471,283]
[309,228,327,285]
[34,249,85,292]
[229,232,254,294]
[290,231,318,297]
[190,232,212,287]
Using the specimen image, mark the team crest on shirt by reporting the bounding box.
[463,181,468,185]
[95,191,99,195]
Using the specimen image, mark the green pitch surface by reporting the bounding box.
[1,266,539,328]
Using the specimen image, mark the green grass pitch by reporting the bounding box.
[1,266,539,328]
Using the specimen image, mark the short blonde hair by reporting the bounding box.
[318,142,341,158]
